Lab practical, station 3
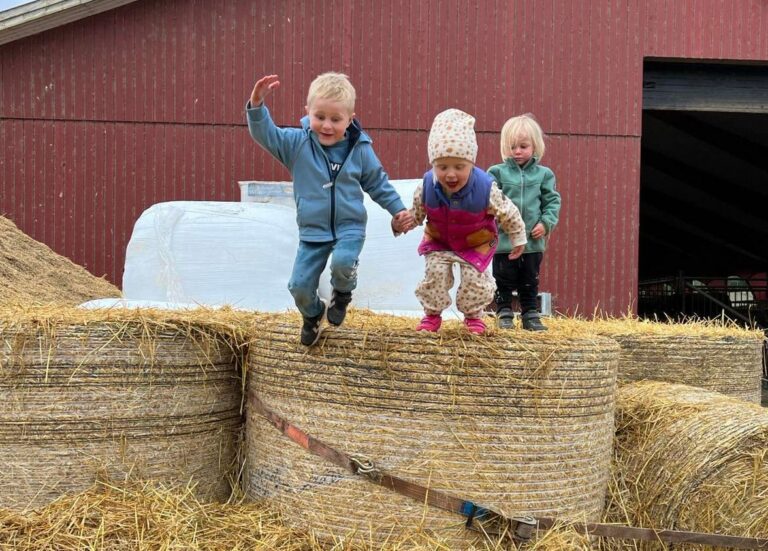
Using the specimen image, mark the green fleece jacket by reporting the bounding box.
[488,157,561,254]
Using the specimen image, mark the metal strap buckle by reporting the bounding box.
[510,516,537,542]
[468,513,538,544]
[350,455,382,481]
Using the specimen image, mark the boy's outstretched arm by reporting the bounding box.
[250,74,280,106]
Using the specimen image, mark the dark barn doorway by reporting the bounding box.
[638,60,768,379]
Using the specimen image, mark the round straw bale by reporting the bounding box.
[0,308,243,510]
[245,311,620,547]
[604,380,768,550]
[0,480,594,550]
[550,318,764,403]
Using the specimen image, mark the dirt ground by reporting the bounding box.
[0,215,121,306]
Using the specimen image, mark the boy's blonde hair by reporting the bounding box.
[499,114,546,161]
[306,72,356,113]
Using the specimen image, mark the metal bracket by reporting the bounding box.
[350,455,382,482]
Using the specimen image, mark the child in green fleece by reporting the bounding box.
[489,114,561,331]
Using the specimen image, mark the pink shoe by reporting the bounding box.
[416,314,442,332]
[464,317,486,335]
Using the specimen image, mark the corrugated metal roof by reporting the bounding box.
[0,0,137,45]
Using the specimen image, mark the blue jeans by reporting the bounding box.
[288,236,364,318]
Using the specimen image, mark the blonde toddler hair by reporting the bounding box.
[499,113,546,162]
[306,72,356,112]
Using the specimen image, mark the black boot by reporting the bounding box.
[496,307,515,329]
[300,300,327,346]
[521,310,547,332]
[327,290,352,326]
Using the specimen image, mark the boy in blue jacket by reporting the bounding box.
[247,72,415,346]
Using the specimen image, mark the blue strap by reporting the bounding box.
[460,501,490,527]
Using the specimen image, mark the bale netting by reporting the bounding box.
[550,317,764,403]
[245,311,620,548]
[0,306,245,510]
[602,380,768,550]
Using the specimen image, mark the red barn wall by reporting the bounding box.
[1,0,766,314]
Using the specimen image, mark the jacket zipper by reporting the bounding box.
[322,143,354,241]
[518,164,526,229]
[324,157,337,240]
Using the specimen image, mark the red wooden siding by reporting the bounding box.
[642,0,767,61]
[1,0,766,314]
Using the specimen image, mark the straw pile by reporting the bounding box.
[601,380,768,550]
[245,310,619,548]
[0,480,594,551]
[0,306,245,510]
[548,317,764,403]
[0,215,121,305]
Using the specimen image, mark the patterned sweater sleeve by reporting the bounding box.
[488,184,527,248]
[411,182,427,226]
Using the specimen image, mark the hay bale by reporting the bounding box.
[0,480,594,550]
[603,380,768,550]
[0,215,121,305]
[245,311,619,547]
[0,307,244,510]
[551,318,764,403]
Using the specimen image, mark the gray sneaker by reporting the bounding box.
[300,300,327,346]
[327,290,352,326]
[497,308,515,329]
[521,310,547,331]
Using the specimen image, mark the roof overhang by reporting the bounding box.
[0,0,138,46]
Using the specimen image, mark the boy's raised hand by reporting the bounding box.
[508,244,525,260]
[250,74,280,106]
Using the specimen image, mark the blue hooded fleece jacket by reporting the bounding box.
[246,102,406,242]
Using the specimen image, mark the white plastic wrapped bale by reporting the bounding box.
[79,298,216,311]
[121,181,430,315]
[122,201,300,311]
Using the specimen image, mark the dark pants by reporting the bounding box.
[492,252,543,314]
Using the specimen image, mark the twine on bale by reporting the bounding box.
[549,317,765,403]
[0,306,248,510]
[245,310,620,548]
[601,380,768,551]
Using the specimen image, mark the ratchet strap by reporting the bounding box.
[249,392,768,550]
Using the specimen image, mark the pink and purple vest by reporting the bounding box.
[418,167,498,271]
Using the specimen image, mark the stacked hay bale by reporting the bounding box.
[602,380,768,550]
[245,311,620,547]
[0,481,594,550]
[550,318,764,403]
[0,307,244,509]
[0,215,121,305]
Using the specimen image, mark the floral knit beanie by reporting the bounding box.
[427,108,478,164]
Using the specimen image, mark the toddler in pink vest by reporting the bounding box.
[404,109,527,334]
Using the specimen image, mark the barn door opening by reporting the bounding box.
[637,60,768,382]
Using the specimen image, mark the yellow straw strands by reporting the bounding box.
[0,306,245,510]
[0,215,121,306]
[0,480,594,551]
[245,310,620,548]
[549,317,765,403]
[602,380,768,550]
